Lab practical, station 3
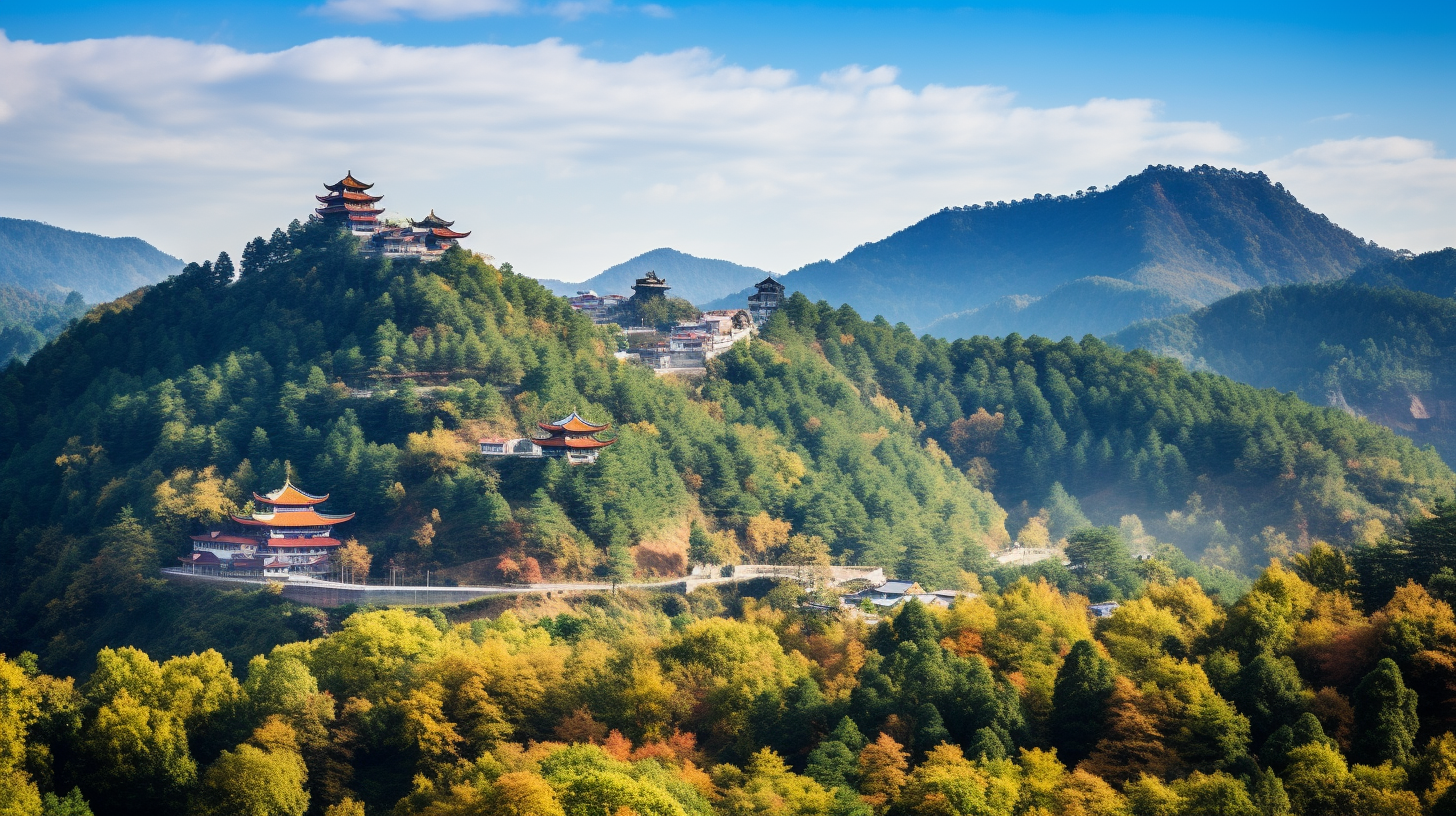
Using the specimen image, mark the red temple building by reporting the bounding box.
[315,172,385,236]
[313,174,472,261]
[534,412,615,465]
[179,480,355,579]
[369,209,471,259]
[478,411,615,465]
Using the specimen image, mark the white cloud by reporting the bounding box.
[1259,137,1456,253]
[317,0,523,21]
[0,32,1446,283]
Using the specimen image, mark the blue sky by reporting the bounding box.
[1,0,1453,279]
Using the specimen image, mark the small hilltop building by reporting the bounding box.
[631,271,671,301]
[479,411,615,465]
[747,277,786,323]
[179,480,354,579]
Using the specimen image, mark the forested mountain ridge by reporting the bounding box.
[762,293,1455,573]
[0,216,181,302]
[1107,264,1456,463]
[0,219,1004,674]
[925,276,1202,340]
[1349,246,1456,298]
[709,165,1390,334]
[0,284,90,364]
[535,247,772,305]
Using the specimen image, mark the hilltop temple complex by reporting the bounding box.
[178,480,354,579]
[479,411,615,465]
[315,173,470,261]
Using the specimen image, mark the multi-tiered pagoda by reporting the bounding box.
[315,173,385,235]
[178,480,354,579]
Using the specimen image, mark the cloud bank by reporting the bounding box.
[0,33,1449,280]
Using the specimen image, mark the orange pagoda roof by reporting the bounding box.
[538,412,610,434]
[534,435,615,450]
[254,480,329,506]
[231,509,355,527]
[432,228,471,239]
[324,172,374,192]
[316,191,383,204]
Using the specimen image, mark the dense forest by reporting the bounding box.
[1107,255,1456,462]
[1351,248,1456,299]
[4,532,1456,816]
[0,285,89,364]
[762,293,1454,573]
[708,165,1390,333]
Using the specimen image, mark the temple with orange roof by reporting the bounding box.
[179,479,354,579]
[313,173,472,261]
[316,172,385,236]
[478,411,615,465]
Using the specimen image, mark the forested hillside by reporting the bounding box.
[1350,247,1456,298]
[3,220,1456,816]
[6,531,1456,816]
[762,293,1455,571]
[0,220,1002,674]
[710,165,1389,334]
[536,247,771,305]
[925,276,1201,341]
[0,216,181,301]
[0,284,89,363]
[1108,269,1456,462]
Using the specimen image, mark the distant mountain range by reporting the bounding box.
[0,217,181,302]
[535,247,772,306]
[0,218,182,363]
[707,165,1390,336]
[1107,247,1456,461]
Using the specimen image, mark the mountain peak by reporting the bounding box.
[534,247,771,305]
[744,165,1389,334]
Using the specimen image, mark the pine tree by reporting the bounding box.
[605,535,636,592]
[1049,640,1116,765]
[1065,526,1129,581]
[1407,499,1456,580]
[1232,653,1308,745]
[912,703,950,755]
[213,252,235,288]
[1352,658,1419,765]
